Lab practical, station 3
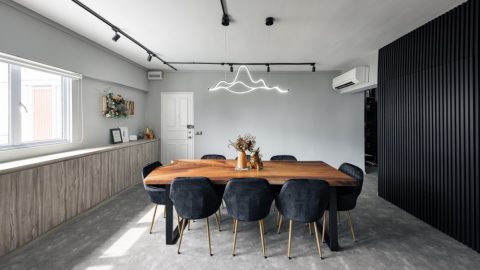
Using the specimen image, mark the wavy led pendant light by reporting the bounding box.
[209,65,289,94]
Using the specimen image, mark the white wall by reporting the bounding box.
[146,71,364,170]
[0,0,147,91]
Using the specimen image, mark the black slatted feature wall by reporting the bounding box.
[378,0,480,252]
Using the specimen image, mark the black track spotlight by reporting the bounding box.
[222,14,230,26]
[311,64,316,72]
[267,64,270,72]
[112,31,120,42]
[147,54,153,62]
[229,64,233,72]
[266,17,274,26]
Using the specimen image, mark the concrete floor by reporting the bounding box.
[1,173,480,270]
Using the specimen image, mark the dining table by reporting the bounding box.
[143,159,357,251]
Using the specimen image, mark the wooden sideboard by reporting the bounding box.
[0,139,160,257]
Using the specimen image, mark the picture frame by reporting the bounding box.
[110,128,123,144]
[119,127,129,143]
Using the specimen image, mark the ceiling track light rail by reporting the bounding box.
[71,0,177,71]
[168,62,317,72]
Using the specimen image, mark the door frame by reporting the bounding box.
[160,92,194,164]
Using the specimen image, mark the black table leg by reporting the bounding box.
[165,185,179,245]
[323,186,340,251]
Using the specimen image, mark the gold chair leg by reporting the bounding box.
[149,205,158,234]
[308,223,312,235]
[276,212,280,226]
[314,222,323,259]
[177,219,187,254]
[218,209,222,223]
[232,219,239,256]
[206,217,212,256]
[259,220,267,258]
[214,212,221,231]
[288,220,293,259]
[347,211,357,242]
[322,211,327,243]
[277,215,283,234]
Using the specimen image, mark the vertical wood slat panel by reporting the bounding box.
[378,0,479,252]
[0,140,160,257]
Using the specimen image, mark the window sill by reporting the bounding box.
[0,140,71,151]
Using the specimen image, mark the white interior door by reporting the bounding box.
[161,92,194,164]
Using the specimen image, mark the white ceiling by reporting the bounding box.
[13,0,465,72]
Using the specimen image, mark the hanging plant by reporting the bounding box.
[102,92,129,118]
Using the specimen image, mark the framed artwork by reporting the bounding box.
[119,127,129,143]
[126,100,135,116]
[110,128,122,144]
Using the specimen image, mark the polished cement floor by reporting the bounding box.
[1,172,479,270]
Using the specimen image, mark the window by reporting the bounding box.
[0,53,79,150]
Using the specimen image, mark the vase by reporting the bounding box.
[236,151,248,169]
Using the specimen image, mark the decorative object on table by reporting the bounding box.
[129,135,138,141]
[209,65,289,94]
[250,148,264,171]
[102,92,134,118]
[119,127,129,143]
[228,134,256,170]
[110,128,122,144]
[144,127,155,139]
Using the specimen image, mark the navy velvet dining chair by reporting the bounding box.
[201,154,227,160]
[142,161,166,234]
[169,177,222,256]
[325,163,364,242]
[223,178,274,258]
[270,155,297,161]
[270,155,298,225]
[276,179,330,259]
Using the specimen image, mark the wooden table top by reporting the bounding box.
[144,159,357,186]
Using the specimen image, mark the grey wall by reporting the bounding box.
[0,76,147,163]
[146,71,364,170]
[0,1,148,163]
[0,0,147,91]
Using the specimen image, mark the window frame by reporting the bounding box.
[0,53,80,151]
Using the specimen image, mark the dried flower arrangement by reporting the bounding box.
[102,93,129,118]
[228,134,256,152]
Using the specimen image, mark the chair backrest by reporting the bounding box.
[142,161,162,180]
[277,179,329,223]
[223,178,274,221]
[338,163,364,196]
[201,154,227,160]
[270,155,297,161]
[169,177,221,220]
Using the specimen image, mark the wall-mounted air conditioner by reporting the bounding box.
[332,66,368,91]
[147,70,163,80]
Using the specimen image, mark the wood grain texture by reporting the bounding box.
[144,160,356,186]
[0,169,38,256]
[0,140,159,257]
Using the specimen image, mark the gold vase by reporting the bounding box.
[236,151,248,169]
